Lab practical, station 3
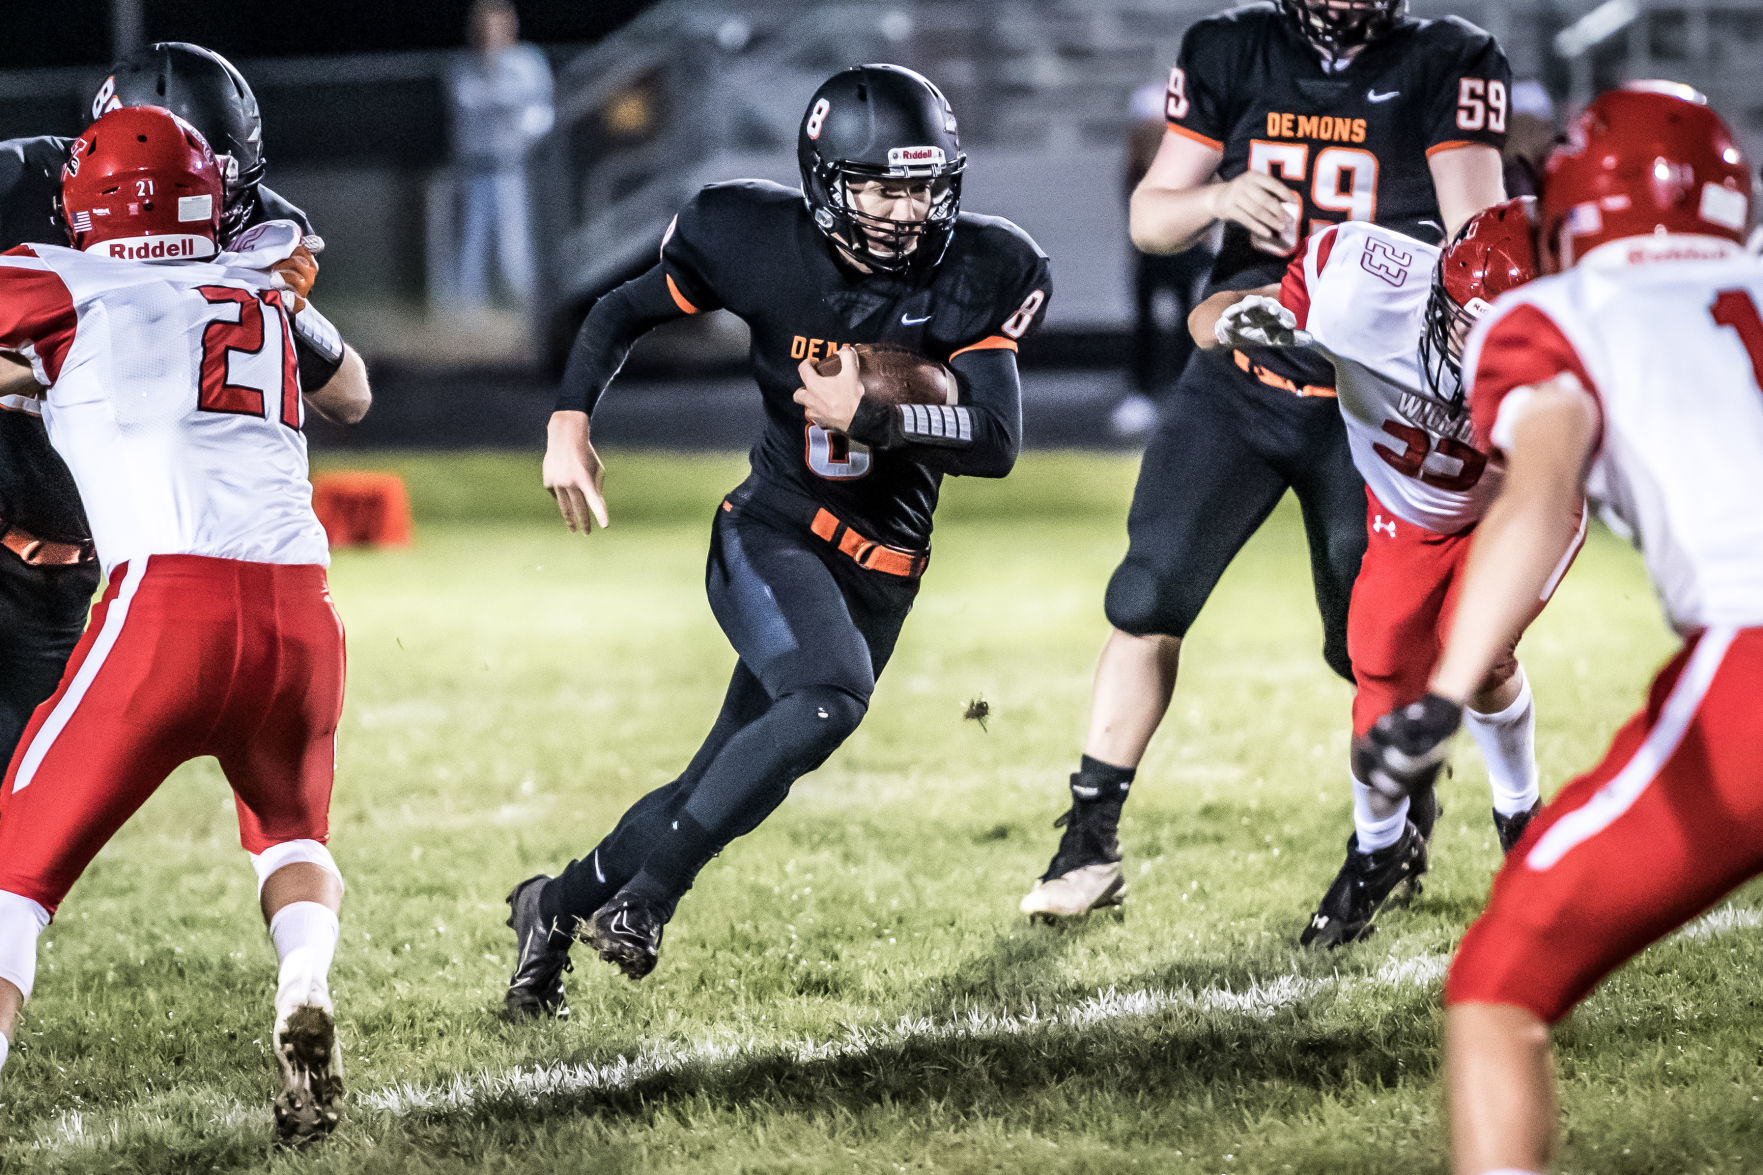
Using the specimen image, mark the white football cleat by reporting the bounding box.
[1020,862,1127,920]
[272,1002,344,1143]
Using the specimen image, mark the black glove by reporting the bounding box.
[1352,693,1463,801]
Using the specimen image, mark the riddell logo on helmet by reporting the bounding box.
[888,146,945,168]
[91,234,213,261]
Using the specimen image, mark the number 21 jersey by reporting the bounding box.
[0,222,330,574]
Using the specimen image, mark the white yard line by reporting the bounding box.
[32,902,1761,1151]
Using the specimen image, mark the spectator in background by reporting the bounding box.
[1113,81,1216,439]
[1501,80,1557,199]
[448,0,554,309]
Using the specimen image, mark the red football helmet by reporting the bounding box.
[1541,81,1751,270]
[1420,196,1541,408]
[60,105,223,261]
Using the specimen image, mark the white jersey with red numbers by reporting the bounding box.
[1467,237,1763,633]
[0,221,328,575]
[1281,220,1500,535]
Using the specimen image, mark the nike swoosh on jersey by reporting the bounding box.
[1367,89,1400,103]
[901,312,933,325]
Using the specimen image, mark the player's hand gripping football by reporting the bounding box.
[543,410,610,534]
[1215,294,1314,350]
[795,347,864,434]
[1206,170,1300,248]
[1352,693,1463,802]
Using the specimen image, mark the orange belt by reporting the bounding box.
[1,523,95,567]
[808,507,929,579]
[1233,349,1337,398]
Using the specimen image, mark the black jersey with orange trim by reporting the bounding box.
[657,179,1050,548]
[1165,3,1507,386]
[0,133,316,545]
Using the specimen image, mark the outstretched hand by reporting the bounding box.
[1352,693,1463,802]
[1215,294,1313,350]
[542,410,610,534]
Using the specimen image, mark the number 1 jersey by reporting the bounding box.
[0,221,330,574]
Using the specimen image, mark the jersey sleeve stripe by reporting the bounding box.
[0,259,79,385]
[1467,301,1603,456]
[1163,122,1224,153]
[664,273,700,315]
[949,335,1018,360]
[1425,139,1482,159]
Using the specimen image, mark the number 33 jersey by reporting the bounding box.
[1279,219,1498,535]
[0,220,330,574]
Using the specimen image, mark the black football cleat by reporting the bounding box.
[1494,800,1545,854]
[505,875,573,1020]
[272,1003,344,1144]
[1020,799,1125,921]
[587,895,666,981]
[1300,822,1429,949]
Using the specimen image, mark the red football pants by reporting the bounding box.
[1447,627,1763,1023]
[0,555,345,914]
[1347,488,1581,736]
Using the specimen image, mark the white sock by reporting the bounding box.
[1352,774,1409,853]
[0,891,50,1006]
[0,1031,8,1073]
[1467,674,1539,817]
[269,902,340,1016]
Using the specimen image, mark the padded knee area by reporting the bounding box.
[1104,558,1197,639]
[773,685,868,761]
[250,839,343,897]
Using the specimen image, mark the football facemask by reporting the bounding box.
[1279,0,1408,56]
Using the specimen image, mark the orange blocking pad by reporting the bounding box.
[310,472,413,549]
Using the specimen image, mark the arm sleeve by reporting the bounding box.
[1278,224,1340,329]
[292,302,346,392]
[1424,29,1513,154]
[1467,302,1601,455]
[845,347,1022,478]
[0,250,77,383]
[1164,23,1230,151]
[553,264,689,414]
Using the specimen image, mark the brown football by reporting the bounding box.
[814,343,956,408]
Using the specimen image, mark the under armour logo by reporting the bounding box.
[1373,515,1397,538]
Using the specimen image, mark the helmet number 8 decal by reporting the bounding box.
[805,99,831,140]
[806,425,871,480]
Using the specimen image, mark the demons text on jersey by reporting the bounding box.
[790,334,855,364]
[1264,113,1369,145]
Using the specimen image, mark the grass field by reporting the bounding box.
[2,449,1759,1174]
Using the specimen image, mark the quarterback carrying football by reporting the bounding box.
[505,65,1050,1012]
[1357,84,1763,1174]
[1022,0,1512,921]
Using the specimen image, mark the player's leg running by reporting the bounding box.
[1022,355,1295,919]
[1445,627,1763,1172]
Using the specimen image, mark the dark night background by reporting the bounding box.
[1,1,655,68]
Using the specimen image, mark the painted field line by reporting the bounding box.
[37,952,1444,1152]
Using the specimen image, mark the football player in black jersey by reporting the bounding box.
[1020,0,1509,924]
[0,43,344,770]
[504,64,1050,1013]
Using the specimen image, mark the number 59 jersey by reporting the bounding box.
[1467,242,1763,634]
[1280,220,1497,534]
[0,221,330,575]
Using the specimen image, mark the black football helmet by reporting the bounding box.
[797,64,966,275]
[1279,0,1408,56]
[92,42,266,240]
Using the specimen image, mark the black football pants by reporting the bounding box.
[544,485,918,927]
[1104,347,1365,681]
[0,553,97,765]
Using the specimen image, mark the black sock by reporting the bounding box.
[1071,754,1135,806]
[620,811,718,920]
